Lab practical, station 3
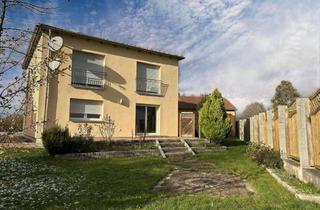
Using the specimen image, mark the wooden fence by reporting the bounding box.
[286,102,299,160]
[310,90,320,168]
[272,110,280,151]
[237,88,320,187]
[238,88,320,165]
[264,114,268,145]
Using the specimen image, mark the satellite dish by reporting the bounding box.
[48,60,61,71]
[48,36,63,51]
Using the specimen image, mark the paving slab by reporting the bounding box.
[154,156,249,196]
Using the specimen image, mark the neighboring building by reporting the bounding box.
[178,95,236,138]
[22,24,184,141]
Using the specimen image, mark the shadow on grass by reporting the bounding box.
[221,138,248,147]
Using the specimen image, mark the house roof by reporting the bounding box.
[179,95,236,111]
[22,24,185,69]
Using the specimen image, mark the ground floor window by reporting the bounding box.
[70,99,102,121]
[136,105,157,134]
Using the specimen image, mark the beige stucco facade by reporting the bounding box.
[23,25,183,140]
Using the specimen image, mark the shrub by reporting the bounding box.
[247,143,283,169]
[42,126,70,156]
[42,126,96,156]
[96,114,116,142]
[66,136,95,153]
[199,89,231,143]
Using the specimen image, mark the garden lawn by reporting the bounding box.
[1,141,320,210]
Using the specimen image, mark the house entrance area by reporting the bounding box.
[136,105,157,134]
[179,112,195,137]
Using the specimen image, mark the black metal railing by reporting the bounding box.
[136,78,162,95]
[71,68,104,88]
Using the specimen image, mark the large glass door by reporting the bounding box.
[136,105,157,134]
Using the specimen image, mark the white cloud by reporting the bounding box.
[98,0,320,112]
[9,0,320,113]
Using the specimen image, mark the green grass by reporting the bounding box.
[273,169,320,194]
[1,140,320,209]
[0,148,171,209]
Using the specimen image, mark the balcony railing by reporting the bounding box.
[71,68,104,88]
[136,78,162,95]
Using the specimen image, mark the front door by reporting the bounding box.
[136,105,157,134]
[180,112,195,137]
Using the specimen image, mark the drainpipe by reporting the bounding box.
[43,29,51,133]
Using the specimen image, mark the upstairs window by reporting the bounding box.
[71,51,104,88]
[136,62,160,94]
[69,99,102,121]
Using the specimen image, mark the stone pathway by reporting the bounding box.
[154,155,249,196]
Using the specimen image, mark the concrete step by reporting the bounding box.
[192,146,227,153]
[186,140,208,145]
[186,141,217,147]
[160,142,183,147]
[159,140,181,143]
[162,147,187,153]
[165,151,191,156]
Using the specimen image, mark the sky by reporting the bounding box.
[7,0,320,112]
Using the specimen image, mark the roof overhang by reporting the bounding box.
[22,24,185,69]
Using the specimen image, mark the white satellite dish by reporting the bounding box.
[48,60,61,71]
[48,36,63,51]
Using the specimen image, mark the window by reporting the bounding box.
[136,62,160,94]
[136,105,157,134]
[70,99,102,121]
[71,51,104,88]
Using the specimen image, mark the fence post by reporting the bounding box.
[250,117,254,142]
[278,105,287,158]
[267,110,274,148]
[259,112,265,145]
[239,119,242,140]
[239,119,245,141]
[254,115,260,144]
[296,98,312,171]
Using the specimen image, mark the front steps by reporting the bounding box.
[156,139,226,158]
[186,139,227,153]
[157,139,194,158]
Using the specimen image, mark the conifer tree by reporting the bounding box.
[199,89,231,142]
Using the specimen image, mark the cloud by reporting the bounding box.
[6,0,320,113]
[98,0,319,112]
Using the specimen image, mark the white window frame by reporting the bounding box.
[71,50,105,89]
[135,104,160,135]
[69,99,103,122]
[136,62,161,95]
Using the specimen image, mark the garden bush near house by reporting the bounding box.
[199,88,231,143]
[42,126,96,156]
[246,143,283,169]
[96,114,116,143]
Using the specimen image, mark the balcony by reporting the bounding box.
[136,78,167,96]
[71,68,104,88]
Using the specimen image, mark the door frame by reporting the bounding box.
[135,104,160,136]
[179,111,195,137]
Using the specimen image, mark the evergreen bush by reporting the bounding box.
[199,89,231,143]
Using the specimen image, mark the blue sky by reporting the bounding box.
[8,0,320,111]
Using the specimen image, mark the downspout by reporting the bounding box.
[43,29,51,132]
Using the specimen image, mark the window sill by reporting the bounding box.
[136,133,159,136]
[136,91,163,97]
[69,119,103,123]
[71,84,105,90]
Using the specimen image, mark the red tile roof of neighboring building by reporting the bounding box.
[179,95,236,111]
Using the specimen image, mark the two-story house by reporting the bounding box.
[22,24,184,141]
